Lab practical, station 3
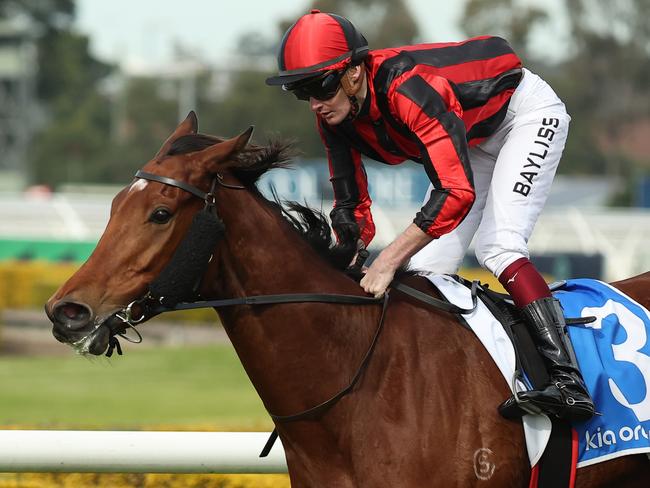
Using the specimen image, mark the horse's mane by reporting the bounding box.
[167,134,357,271]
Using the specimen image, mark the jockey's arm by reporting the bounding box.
[318,119,375,247]
[360,72,475,297]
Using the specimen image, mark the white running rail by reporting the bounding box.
[0,431,287,473]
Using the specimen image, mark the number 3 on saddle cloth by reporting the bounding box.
[554,279,650,467]
[429,275,650,469]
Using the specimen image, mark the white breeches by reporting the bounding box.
[409,69,570,277]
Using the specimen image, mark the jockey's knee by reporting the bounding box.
[475,239,529,278]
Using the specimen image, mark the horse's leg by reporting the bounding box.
[576,455,650,487]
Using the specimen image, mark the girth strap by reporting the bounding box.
[260,292,391,457]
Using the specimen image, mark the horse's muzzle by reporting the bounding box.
[46,298,107,354]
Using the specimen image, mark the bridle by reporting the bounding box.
[105,166,478,457]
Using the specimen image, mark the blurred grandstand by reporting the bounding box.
[2,163,650,282]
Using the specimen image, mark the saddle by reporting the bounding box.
[412,274,595,412]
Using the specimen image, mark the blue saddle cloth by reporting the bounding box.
[554,279,650,467]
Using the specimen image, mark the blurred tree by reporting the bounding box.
[236,32,277,58]
[566,0,650,124]
[104,77,179,180]
[28,91,111,184]
[0,0,114,187]
[460,0,549,59]
[0,0,108,102]
[559,0,650,184]
[199,69,322,158]
[12,0,425,185]
[30,76,182,186]
[285,0,419,48]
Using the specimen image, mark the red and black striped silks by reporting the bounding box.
[320,36,523,244]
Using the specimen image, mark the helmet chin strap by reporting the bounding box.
[341,67,365,121]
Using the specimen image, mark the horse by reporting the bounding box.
[45,112,650,487]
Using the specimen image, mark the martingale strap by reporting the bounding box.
[260,291,392,458]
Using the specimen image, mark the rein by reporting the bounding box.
[108,168,478,456]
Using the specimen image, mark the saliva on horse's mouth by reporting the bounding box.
[62,319,117,356]
[71,324,112,356]
[51,310,128,356]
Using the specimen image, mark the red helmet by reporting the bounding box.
[265,10,368,86]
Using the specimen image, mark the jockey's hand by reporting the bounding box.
[359,223,434,298]
[360,254,398,298]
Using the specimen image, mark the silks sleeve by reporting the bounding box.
[389,70,475,238]
[318,118,375,246]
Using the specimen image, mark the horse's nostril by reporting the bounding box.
[52,300,92,330]
[61,304,82,320]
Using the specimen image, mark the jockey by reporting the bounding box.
[266,10,594,422]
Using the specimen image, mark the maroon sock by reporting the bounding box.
[498,258,551,308]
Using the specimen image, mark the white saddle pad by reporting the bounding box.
[423,274,552,466]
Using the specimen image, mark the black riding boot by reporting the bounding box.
[500,297,595,421]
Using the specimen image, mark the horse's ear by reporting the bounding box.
[155,111,199,159]
[197,126,254,167]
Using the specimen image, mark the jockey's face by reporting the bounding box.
[309,86,350,125]
[309,65,365,126]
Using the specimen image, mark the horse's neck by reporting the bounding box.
[211,189,354,295]
[204,188,375,415]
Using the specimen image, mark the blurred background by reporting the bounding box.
[0,0,648,486]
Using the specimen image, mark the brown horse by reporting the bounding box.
[46,113,650,487]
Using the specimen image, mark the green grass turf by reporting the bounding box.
[0,345,273,430]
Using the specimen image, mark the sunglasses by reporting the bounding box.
[284,70,344,101]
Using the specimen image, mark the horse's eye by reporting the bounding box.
[149,207,173,224]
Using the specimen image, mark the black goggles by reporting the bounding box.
[283,70,344,101]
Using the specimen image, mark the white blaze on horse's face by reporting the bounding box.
[128,179,148,193]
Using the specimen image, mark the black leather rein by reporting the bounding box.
[111,169,478,457]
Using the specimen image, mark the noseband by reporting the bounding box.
[109,169,387,345]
